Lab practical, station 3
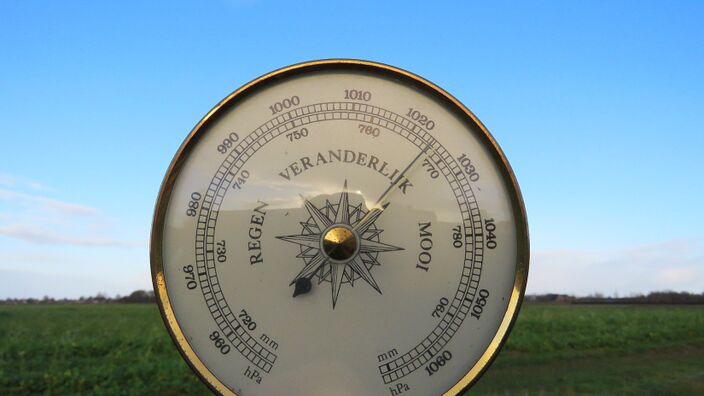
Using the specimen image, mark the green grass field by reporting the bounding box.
[0,304,702,395]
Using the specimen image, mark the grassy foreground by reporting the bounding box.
[471,304,704,395]
[0,304,702,395]
[0,304,208,395]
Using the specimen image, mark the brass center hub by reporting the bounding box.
[322,226,358,261]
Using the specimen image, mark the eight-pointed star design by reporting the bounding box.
[276,181,403,308]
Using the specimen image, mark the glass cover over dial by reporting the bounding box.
[151,60,529,396]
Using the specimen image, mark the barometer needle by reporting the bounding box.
[353,139,435,232]
[292,277,312,297]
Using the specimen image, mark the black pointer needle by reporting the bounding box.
[292,277,312,297]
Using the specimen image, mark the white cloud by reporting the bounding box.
[0,224,144,247]
[528,238,704,296]
[0,188,98,216]
[0,173,138,248]
[0,173,50,191]
[0,252,66,263]
[0,268,149,299]
[658,267,697,284]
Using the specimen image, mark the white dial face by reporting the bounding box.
[153,61,528,396]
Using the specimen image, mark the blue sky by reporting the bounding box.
[1,1,702,298]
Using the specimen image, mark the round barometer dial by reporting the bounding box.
[151,59,529,396]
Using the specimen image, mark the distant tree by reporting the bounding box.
[119,290,156,303]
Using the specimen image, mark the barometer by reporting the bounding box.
[151,59,529,395]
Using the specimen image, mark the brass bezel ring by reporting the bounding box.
[150,59,530,396]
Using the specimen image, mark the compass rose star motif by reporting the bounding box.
[276,181,403,308]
